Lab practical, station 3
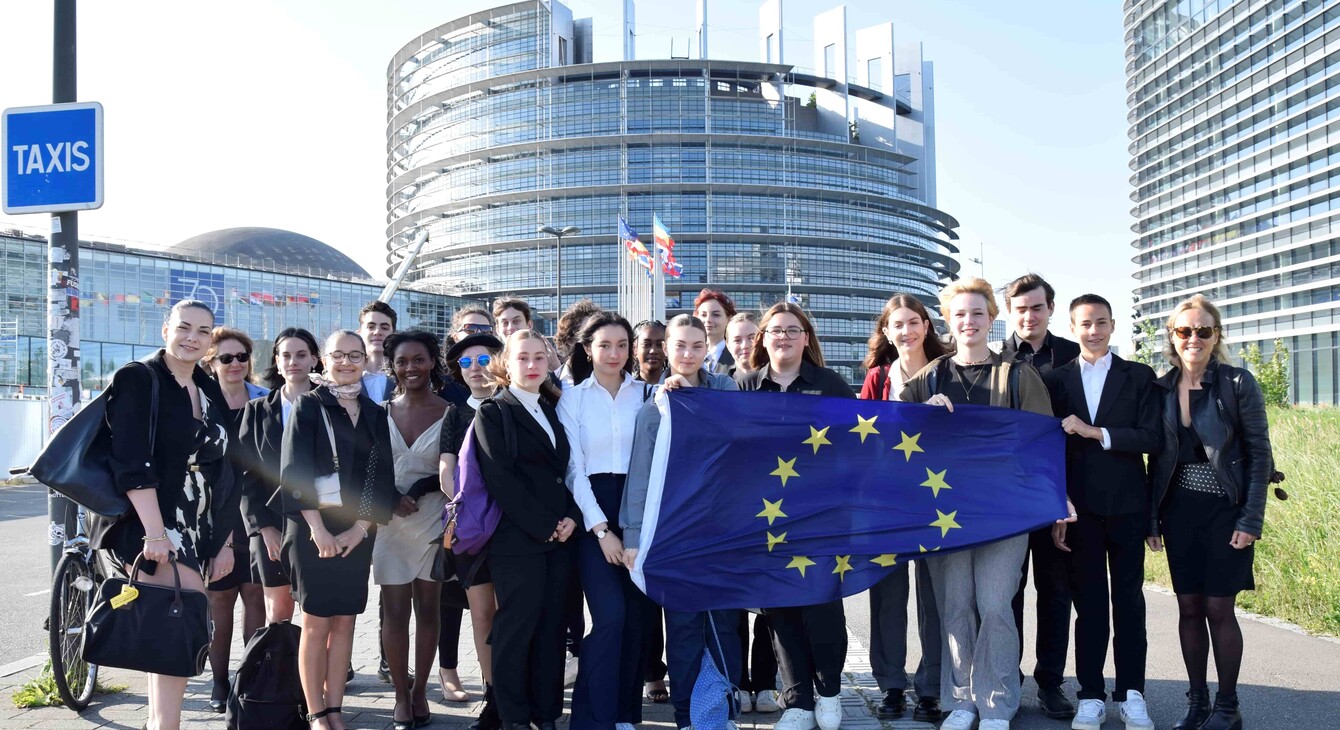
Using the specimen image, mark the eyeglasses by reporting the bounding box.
[216,352,250,365]
[462,323,494,334]
[457,354,492,369]
[327,350,366,364]
[765,326,805,340]
[1170,326,1219,340]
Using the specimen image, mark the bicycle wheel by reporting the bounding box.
[49,551,99,710]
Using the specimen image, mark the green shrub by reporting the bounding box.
[1240,339,1291,407]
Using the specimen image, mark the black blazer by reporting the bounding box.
[1044,354,1162,518]
[475,389,580,556]
[277,386,396,526]
[236,388,287,534]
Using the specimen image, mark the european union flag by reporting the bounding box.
[630,388,1066,611]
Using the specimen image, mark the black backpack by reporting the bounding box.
[226,621,307,730]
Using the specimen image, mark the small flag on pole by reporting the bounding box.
[619,216,654,272]
[653,214,683,279]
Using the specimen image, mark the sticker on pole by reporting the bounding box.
[2,101,104,214]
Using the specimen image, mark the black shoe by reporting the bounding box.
[1038,685,1075,719]
[378,663,393,684]
[208,679,229,713]
[1198,692,1243,730]
[1172,687,1211,730]
[347,665,355,683]
[413,712,433,728]
[875,689,906,719]
[503,724,530,730]
[537,722,558,730]
[913,696,942,723]
[469,685,502,730]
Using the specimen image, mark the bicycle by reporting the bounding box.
[47,500,105,710]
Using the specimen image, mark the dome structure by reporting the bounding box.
[173,227,370,279]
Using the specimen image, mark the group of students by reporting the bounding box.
[92,273,1271,730]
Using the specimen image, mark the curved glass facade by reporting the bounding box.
[1126,0,1340,404]
[387,1,960,381]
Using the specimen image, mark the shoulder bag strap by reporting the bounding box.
[319,405,339,471]
[133,361,161,456]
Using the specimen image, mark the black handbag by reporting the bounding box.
[28,360,159,519]
[82,554,211,677]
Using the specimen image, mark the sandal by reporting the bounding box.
[645,682,669,703]
[306,707,342,723]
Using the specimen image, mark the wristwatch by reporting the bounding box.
[595,528,609,540]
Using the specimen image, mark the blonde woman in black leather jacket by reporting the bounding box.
[1147,295,1273,730]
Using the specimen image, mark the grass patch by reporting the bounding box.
[1146,406,1340,636]
[10,662,126,709]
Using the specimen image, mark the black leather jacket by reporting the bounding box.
[1148,360,1273,539]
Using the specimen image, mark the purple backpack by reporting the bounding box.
[447,403,516,555]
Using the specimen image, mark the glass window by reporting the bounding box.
[867,59,882,91]
[824,44,836,77]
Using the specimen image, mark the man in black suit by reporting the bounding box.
[1045,294,1160,730]
[1000,273,1082,719]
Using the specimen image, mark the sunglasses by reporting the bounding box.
[462,323,494,334]
[216,352,250,365]
[457,355,492,369]
[1170,326,1219,340]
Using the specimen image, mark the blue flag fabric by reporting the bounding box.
[631,388,1067,611]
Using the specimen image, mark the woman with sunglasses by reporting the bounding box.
[279,330,398,730]
[438,332,505,728]
[237,327,321,626]
[1147,295,1273,730]
[558,312,646,730]
[201,327,269,712]
[622,313,741,730]
[735,302,854,730]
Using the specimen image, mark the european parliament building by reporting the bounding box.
[0,227,476,395]
[385,0,960,381]
[1126,0,1340,404]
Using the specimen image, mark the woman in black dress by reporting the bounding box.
[437,332,503,726]
[202,326,269,712]
[476,329,579,730]
[91,299,239,730]
[237,327,321,624]
[1148,295,1273,730]
[279,329,397,730]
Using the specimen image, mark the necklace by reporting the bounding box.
[955,360,989,401]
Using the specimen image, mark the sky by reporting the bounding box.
[0,0,1139,342]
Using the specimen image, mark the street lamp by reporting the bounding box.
[538,225,581,317]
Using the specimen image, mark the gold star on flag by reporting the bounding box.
[802,426,832,454]
[919,545,941,553]
[870,554,898,567]
[770,457,800,487]
[833,555,853,581]
[930,509,961,538]
[786,555,816,577]
[849,414,880,443]
[920,468,952,498]
[893,431,924,461]
[756,498,787,526]
[766,531,788,552]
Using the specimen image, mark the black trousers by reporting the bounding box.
[737,612,778,693]
[1013,526,1072,689]
[489,547,574,724]
[1067,512,1147,701]
[767,600,847,710]
[642,602,667,682]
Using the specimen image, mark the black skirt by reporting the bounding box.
[1162,466,1256,597]
[282,515,376,617]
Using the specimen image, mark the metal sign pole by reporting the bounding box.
[47,0,80,574]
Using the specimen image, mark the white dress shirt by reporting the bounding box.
[362,371,391,402]
[557,372,644,530]
[705,340,727,372]
[280,388,297,427]
[508,384,556,448]
[1079,351,1113,450]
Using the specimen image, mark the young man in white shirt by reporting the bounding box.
[359,300,396,403]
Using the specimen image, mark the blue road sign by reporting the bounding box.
[2,101,104,214]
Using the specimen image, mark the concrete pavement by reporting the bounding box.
[2,481,1338,728]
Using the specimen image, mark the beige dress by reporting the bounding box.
[373,414,447,585]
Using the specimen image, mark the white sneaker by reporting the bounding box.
[755,689,780,712]
[737,689,755,713]
[563,653,579,687]
[979,721,1009,730]
[1118,690,1154,730]
[1071,699,1106,730]
[815,694,842,730]
[940,708,979,730]
[774,707,817,730]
